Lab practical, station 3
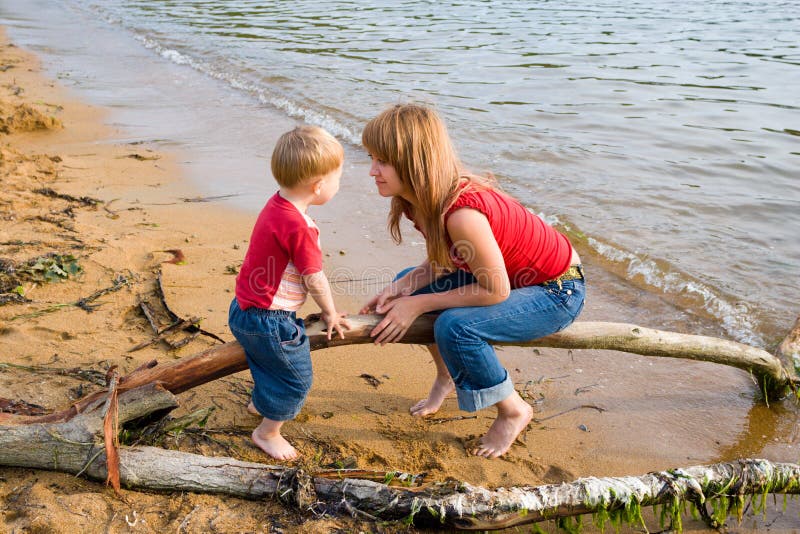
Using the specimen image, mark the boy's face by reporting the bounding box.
[311,164,343,205]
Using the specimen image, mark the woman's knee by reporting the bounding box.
[433,311,475,348]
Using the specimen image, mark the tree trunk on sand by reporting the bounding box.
[1,383,797,531]
[305,315,798,395]
[1,316,797,427]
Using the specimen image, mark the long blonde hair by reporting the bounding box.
[363,104,487,270]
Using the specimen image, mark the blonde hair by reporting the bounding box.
[362,103,490,270]
[271,125,344,188]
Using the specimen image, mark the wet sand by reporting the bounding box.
[0,30,798,533]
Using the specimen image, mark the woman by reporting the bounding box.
[360,104,585,458]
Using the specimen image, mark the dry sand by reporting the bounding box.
[0,30,797,533]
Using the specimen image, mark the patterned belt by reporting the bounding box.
[542,264,584,287]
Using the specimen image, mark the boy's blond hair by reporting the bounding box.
[271,125,344,188]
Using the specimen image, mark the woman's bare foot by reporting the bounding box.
[410,377,455,416]
[471,393,533,458]
[247,400,259,416]
[252,418,298,461]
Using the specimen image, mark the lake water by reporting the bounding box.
[2,0,798,348]
[2,3,800,529]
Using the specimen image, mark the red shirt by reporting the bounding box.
[235,193,323,310]
[443,185,573,288]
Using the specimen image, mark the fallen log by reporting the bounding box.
[0,382,797,531]
[1,316,797,426]
[305,315,798,395]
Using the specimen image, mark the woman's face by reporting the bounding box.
[369,155,408,198]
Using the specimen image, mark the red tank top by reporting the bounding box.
[443,185,573,288]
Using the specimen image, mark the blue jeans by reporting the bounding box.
[228,298,312,421]
[398,268,585,412]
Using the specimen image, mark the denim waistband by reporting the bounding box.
[239,304,294,317]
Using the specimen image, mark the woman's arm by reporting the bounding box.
[418,207,510,311]
[360,260,436,314]
[371,208,511,344]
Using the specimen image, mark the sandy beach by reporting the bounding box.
[1,28,798,533]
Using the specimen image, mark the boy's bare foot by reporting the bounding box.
[247,401,259,416]
[471,393,533,459]
[252,429,299,461]
[252,417,299,461]
[410,377,455,416]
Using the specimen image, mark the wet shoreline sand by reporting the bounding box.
[1,29,798,533]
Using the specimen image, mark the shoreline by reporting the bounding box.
[1,28,798,533]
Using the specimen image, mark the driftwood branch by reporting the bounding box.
[0,383,797,530]
[305,315,798,396]
[1,315,797,427]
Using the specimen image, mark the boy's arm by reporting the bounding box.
[303,271,350,339]
[285,225,349,339]
[303,271,337,317]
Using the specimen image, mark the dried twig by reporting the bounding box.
[359,374,382,388]
[179,194,240,203]
[128,317,201,352]
[102,368,121,495]
[119,153,160,161]
[33,187,100,207]
[532,404,607,424]
[10,273,131,320]
[426,415,478,425]
[0,360,107,385]
[0,398,49,416]
[131,270,225,351]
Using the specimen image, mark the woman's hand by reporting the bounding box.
[360,281,411,314]
[370,295,425,345]
[321,311,351,340]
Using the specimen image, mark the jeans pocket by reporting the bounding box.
[277,322,312,389]
[545,281,584,314]
[560,281,585,319]
[277,317,305,347]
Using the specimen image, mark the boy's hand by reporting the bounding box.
[322,311,351,340]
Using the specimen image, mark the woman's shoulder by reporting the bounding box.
[449,177,505,211]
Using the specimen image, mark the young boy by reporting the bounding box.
[229,125,349,461]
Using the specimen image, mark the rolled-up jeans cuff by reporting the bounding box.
[455,372,515,412]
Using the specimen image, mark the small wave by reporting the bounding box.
[82,0,361,142]
[157,48,191,66]
[528,207,561,228]
[586,237,763,346]
[129,34,360,145]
